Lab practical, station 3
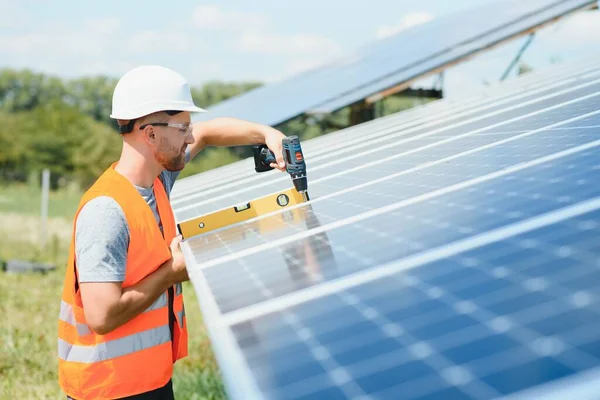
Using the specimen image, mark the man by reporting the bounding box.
[57,65,287,399]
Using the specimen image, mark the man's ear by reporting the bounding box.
[143,125,157,144]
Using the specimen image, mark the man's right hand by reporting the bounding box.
[81,235,190,335]
[168,235,189,284]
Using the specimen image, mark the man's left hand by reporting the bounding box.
[264,129,288,172]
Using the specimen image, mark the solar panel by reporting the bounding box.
[187,0,597,128]
[173,61,600,222]
[171,54,600,203]
[174,51,600,400]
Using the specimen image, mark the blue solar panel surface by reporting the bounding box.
[175,75,600,221]
[190,0,597,128]
[229,206,600,399]
[198,126,600,313]
[174,55,600,399]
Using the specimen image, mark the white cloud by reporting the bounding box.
[537,11,600,46]
[72,60,140,78]
[0,32,106,57]
[376,12,435,39]
[84,17,121,35]
[265,58,331,83]
[186,62,223,84]
[286,59,328,76]
[0,0,22,28]
[238,31,342,55]
[127,31,191,54]
[192,5,267,31]
[0,16,123,57]
[0,33,47,53]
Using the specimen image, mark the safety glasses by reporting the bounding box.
[139,122,193,137]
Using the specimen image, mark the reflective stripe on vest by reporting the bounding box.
[59,293,168,336]
[58,325,171,363]
[177,305,185,329]
[59,302,92,336]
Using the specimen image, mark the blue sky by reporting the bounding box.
[1,0,599,100]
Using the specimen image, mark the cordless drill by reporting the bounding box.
[253,135,309,201]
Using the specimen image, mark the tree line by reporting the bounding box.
[0,68,424,191]
[0,69,268,189]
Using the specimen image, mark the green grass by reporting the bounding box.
[0,184,226,399]
[0,182,81,219]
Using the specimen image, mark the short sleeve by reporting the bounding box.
[75,196,130,283]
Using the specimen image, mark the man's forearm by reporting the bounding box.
[102,260,176,334]
[190,117,278,158]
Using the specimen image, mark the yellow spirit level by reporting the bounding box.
[177,188,308,239]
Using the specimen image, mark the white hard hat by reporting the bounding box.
[110,65,205,121]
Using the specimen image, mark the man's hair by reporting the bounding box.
[117,110,182,134]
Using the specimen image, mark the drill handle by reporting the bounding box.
[252,144,276,173]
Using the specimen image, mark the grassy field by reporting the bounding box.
[0,184,226,399]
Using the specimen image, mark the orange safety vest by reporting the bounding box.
[57,163,188,400]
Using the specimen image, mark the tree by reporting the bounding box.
[191,81,262,108]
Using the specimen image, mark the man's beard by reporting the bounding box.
[154,139,186,172]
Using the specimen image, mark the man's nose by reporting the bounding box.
[185,130,195,144]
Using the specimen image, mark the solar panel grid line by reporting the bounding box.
[265,297,502,399]
[172,56,600,201]
[375,275,598,393]
[218,187,600,327]
[333,291,504,400]
[173,79,600,214]
[266,308,372,400]
[391,261,599,366]
[182,108,600,258]
[442,246,599,323]
[172,66,600,206]
[392,273,600,373]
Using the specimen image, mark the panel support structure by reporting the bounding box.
[500,33,536,81]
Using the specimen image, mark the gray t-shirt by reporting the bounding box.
[75,152,189,283]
